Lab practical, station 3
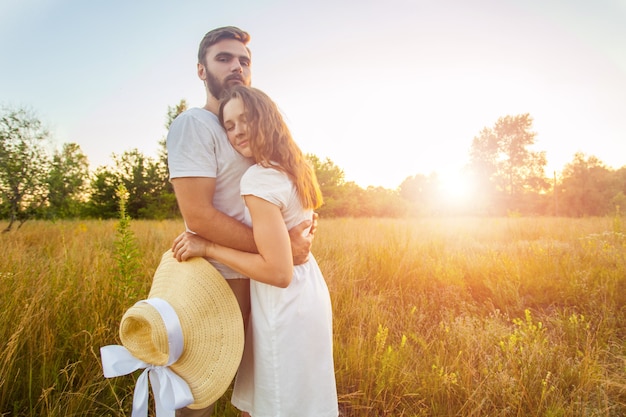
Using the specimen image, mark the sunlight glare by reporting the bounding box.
[439,171,475,206]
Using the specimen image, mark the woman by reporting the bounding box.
[172,85,338,417]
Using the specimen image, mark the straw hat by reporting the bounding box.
[119,250,244,409]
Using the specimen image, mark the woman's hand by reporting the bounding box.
[172,231,211,262]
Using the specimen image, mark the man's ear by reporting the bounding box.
[197,63,207,81]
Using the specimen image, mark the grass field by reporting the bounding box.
[1,217,625,416]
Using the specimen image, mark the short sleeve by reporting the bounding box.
[240,165,292,208]
[167,108,220,179]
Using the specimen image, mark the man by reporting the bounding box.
[167,26,315,417]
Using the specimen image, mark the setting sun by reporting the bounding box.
[439,171,475,206]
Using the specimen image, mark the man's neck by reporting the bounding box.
[204,96,220,115]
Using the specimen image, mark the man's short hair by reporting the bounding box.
[198,26,251,64]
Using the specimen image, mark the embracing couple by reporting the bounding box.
[167,26,339,417]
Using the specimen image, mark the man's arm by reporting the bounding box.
[172,176,257,253]
[172,176,316,262]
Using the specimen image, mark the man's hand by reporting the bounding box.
[288,212,318,265]
[309,212,319,235]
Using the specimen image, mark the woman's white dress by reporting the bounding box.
[230,165,338,417]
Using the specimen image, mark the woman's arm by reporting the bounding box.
[172,195,293,288]
[172,176,314,264]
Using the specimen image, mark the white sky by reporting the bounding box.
[1,0,625,188]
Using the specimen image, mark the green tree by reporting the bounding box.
[325,181,365,217]
[613,167,626,214]
[85,100,188,220]
[111,149,165,219]
[468,114,548,214]
[309,154,346,191]
[0,106,50,231]
[45,143,89,219]
[362,186,409,217]
[85,166,120,218]
[308,154,348,217]
[308,154,409,217]
[557,153,616,216]
[399,173,440,216]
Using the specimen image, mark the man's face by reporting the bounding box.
[199,38,251,100]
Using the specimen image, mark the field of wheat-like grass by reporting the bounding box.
[1,217,625,416]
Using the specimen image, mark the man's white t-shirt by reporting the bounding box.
[167,107,253,278]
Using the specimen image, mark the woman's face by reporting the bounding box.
[222,97,253,158]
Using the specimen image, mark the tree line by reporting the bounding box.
[1,104,625,232]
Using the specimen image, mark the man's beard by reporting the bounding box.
[205,68,247,100]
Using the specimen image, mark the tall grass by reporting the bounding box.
[1,217,625,416]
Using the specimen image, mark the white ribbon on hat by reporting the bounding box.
[100,298,194,417]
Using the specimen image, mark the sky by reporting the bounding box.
[1,0,625,189]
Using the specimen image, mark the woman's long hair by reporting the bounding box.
[219,85,323,210]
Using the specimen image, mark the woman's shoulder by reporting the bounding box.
[244,163,287,180]
[241,164,292,199]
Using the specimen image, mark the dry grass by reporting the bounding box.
[1,217,625,416]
